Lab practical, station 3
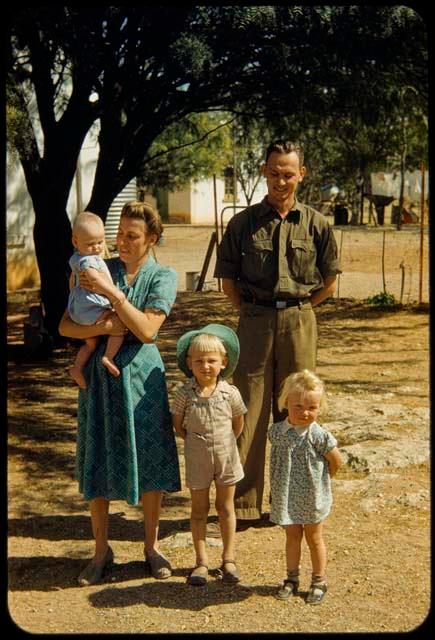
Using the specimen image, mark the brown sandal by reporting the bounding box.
[145,551,172,579]
[77,546,114,586]
[219,559,240,583]
[187,563,208,586]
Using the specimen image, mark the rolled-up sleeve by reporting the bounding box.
[315,220,342,278]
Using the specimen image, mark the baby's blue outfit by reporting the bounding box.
[68,252,112,325]
[268,420,337,525]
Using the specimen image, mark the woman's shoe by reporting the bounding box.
[275,578,299,600]
[187,563,208,586]
[219,560,240,583]
[77,546,114,586]
[306,582,328,605]
[145,551,172,579]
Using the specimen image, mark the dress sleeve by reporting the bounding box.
[229,386,247,417]
[145,266,178,316]
[311,424,338,456]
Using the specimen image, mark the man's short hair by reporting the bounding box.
[265,140,304,166]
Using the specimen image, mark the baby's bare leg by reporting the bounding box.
[101,335,124,377]
[95,308,124,377]
[69,337,99,389]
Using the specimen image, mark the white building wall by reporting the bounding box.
[66,126,100,224]
[168,190,192,223]
[189,176,268,225]
[6,124,101,291]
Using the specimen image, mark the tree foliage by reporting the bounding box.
[138,112,234,193]
[7,5,428,338]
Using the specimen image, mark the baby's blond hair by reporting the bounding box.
[187,333,227,358]
[73,211,104,236]
[278,369,326,413]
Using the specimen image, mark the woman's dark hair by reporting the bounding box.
[120,201,163,240]
[265,140,304,166]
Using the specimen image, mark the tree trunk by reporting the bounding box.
[33,198,73,344]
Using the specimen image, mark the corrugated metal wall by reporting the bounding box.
[105,178,138,241]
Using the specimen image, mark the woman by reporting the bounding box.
[59,201,181,586]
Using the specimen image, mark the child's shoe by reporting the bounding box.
[219,560,240,583]
[275,578,299,600]
[306,582,327,605]
[187,563,208,586]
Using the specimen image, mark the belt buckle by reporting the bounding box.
[275,300,286,309]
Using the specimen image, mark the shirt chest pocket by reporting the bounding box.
[286,238,316,279]
[241,238,274,283]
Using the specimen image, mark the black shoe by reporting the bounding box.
[187,564,208,586]
[306,582,327,605]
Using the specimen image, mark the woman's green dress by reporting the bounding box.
[76,255,181,505]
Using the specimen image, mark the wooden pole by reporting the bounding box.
[382,230,386,294]
[213,174,221,292]
[196,232,217,292]
[337,229,344,300]
[418,163,426,304]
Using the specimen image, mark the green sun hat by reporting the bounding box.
[176,323,240,379]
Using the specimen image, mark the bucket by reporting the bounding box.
[186,271,200,291]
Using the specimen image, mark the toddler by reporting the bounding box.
[171,323,246,586]
[68,211,124,389]
[268,369,342,605]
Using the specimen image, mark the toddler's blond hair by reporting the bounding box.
[278,369,326,413]
[188,333,227,358]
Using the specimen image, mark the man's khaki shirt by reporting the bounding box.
[214,196,342,301]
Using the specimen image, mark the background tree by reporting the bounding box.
[137,112,234,206]
[7,5,428,339]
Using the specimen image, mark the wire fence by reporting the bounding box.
[154,224,429,304]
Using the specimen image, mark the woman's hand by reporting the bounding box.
[97,310,128,337]
[79,268,115,298]
[59,309,127,339]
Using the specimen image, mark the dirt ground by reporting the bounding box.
[7,282,430,634]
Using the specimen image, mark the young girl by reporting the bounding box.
[171,323,247,586]
[268,369,342,605]
[68,212,125,388]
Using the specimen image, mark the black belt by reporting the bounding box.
[242,296,308,309]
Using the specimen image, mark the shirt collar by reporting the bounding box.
[188,377,225,395]
[258,196,304,219]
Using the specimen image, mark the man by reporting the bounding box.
[214,140,342,524]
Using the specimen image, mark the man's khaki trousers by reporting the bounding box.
[233,301,317,520]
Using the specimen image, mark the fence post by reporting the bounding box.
[337,229,344,300]
[419,164,426,304]
[382,230,387,294]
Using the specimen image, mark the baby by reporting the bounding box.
[67,211,124,389]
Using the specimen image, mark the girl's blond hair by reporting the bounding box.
[278,369,326,412]
[187,333,227,358]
